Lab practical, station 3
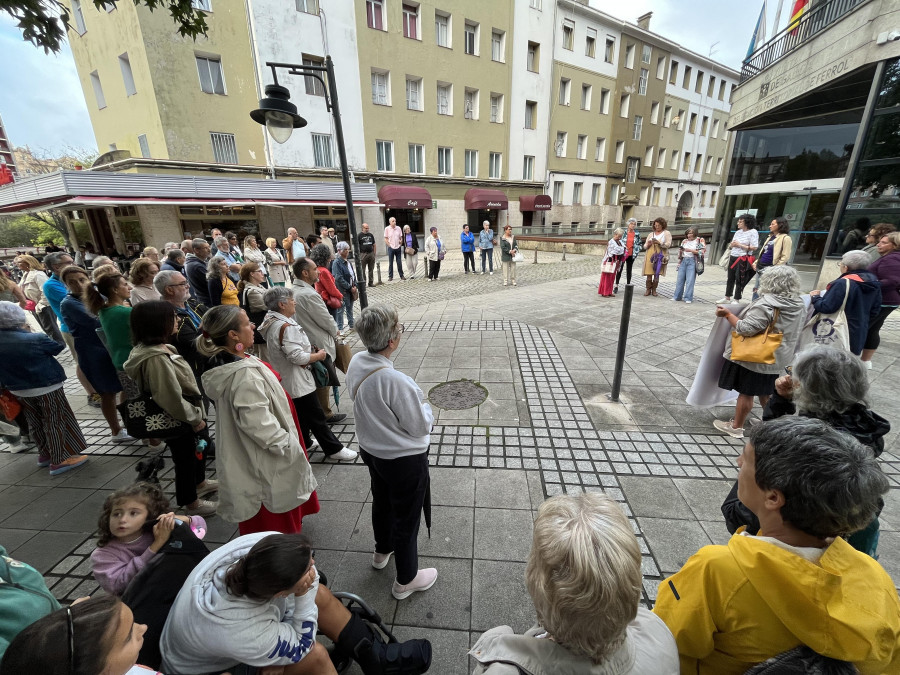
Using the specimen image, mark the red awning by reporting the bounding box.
[519,195,552,211]
[464,188,508,210]
[378,185,434,209]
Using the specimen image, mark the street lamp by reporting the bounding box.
[250,57,369,310]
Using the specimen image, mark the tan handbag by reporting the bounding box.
[730,309,782,365]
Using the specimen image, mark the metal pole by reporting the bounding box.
[325,56,368,310]
[609,284,634,402]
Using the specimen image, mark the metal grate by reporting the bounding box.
[210,133,238,164]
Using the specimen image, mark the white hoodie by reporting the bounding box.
[160,532,319,674]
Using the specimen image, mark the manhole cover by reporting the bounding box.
[428,380,488,410]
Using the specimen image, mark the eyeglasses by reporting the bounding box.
[396,323,405,335]
[168,281,190,288]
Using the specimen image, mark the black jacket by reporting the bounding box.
[184,255,211,306]
[810,271,881,355]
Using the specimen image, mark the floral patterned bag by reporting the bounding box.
[117,394,194,439]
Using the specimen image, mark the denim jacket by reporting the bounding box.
[0,329,66,390]
[479,229,495,249]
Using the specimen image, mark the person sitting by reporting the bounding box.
[160,532,431,675]
[655,417,900,674]
[470,492,679,674]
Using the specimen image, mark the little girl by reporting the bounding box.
[91,482,206,595]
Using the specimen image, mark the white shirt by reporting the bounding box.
[730,228,759,257]
[680,239,702,258]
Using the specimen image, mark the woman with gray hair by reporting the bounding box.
[345,304,437,600]
[471,492,679,673]
[598,228,625,297]
[806,249,881,355]
[402,224,419,279]
[713,265,806,438]
[310,243,342,323]
[258,286,357,462]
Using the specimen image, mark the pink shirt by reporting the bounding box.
[384,225,402,249]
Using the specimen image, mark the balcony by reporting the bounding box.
[740,0,869,83]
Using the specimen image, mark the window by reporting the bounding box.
[437,83,452,115]
[491,30,505,61]
[626,157,638,183]
[625,44,635,68]
[614,141,624,163]
[604,37,615,63]
[707,76,715,97]
[435,11,450,47]
[191,0,211,9]
[402,4,418,39]
[558,78,570,105]
[530,0,541,8]
[90,70,106,109]
[619,93,630,118]
[489,152,502,178]
[663,105,672,127]
[553,181,563,204]
[406,77,422,110]
[638,68,648,95]
[366,0,385,30]
[688,112,697,134]
[312,133,334,168]
[580,84,591,110]
[669,60,678,84]
[595,137,606,161]
[711,118,720,138]
[670,150,679,170]
[562,20,574,50]
[138,134,150,158]
[523,155,534,180]
[303,56,325,96]
[682,65,692,89]
[676,109,685,131]
[716,157,724,175]
[118,53,136,96]
[572,182,583,204]
[700,190,707,207]
[437,146,452,175]
[196,56,225,95]
[718,79,727,100]
[609,186,619,206]
[682,152,691,171]
[656,55,666,79]
[632,115,642,140]
[527,41,540,72]
[576,134,587,159]
[641,44,651,64]
[464,21,478,55]
[591,184,601,205]
[657,147,666,169]
[693,155,703,175]
[644,145,653,166]
[210,132,238,164]
[371,70,390,105]
[524,100,536,129]
[376,140,394,171]
[72,0,87,34]
[695,70,704,94]
[651,187,660,206]
[585,27,596,57]
[701,115,709,136]
[490,93,503,123]
[599,88,610,114]
[705,155,714,173]
[464,149,478,177]
[650,101,659,125]
[464,88,479,120]
[639,187,649,205]
[296,0,318,13]
[710,190,718,207]
[555,131,567,157]
[408,143,424,174]
[722,128,728,142]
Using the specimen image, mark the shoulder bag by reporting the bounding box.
[795,279,852,353]
[719,249,731,271]
[696,247,706,276]
[601,258,617,274]
[117,361,195,439]
[511,239,524,263]
[731,309,783,365]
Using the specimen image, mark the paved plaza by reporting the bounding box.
[1,250,898,674]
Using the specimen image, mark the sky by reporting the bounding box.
[0,0,767,156]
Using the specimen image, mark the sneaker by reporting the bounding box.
[112,429,136,444]
[614,285,619,294]
[670,298,678,302]
[373,551,393,570]
[864,360,873,370]
[326,447,358,462]
[481,271,485,275]
[326,413,347,425]
[489,271,494,275]
[87,393,101,408]
[713,418,744,438]
[716,297,731,304]
[306,441,320,454]
[37,453,51,467]
[184,499,217,517]
[685,300,693,304]
[512,282,517,286]
[49,455,89,476]
[5,440,29,454]
[392,568,438,600]
[196,479,219,498]
[503,281,508,286]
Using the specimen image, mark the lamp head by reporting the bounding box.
[251,84,307,144]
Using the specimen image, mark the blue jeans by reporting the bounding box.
[336,293,354,330]
[673,256,697,301]
[481,248,494,272]
[387,247,404,279]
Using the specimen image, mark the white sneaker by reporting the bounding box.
[489,271,494,275]
[112,429,136,444]
[864,360,873,370]
[392,568,438,600]
[306,441,320,454]
[373,551,393,570]
[670,298,678,302]
[716,297,731,304]
[326,447,358,461]
[713,418,744,438]
[184,499,217,517]
[685,300,692,304]
[5,440,29,453]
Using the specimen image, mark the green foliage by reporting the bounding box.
[0,0,209,54]
[0,215,63,247]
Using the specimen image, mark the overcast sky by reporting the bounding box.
[0,0,765,155]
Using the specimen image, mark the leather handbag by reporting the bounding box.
[731,309,783,365]
[0,390,21,422]
[334,339,352,374]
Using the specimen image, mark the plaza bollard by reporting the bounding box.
[376,262,382,286]
[609,284,634,402]
[562,244,567,261]
[533,248,538,264]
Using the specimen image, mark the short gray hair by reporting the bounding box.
[0,301,26,330]
[309,243,333,268]
[356,303,400,353]
[626,218,637,226]
[154,269,181,295]
[758,265,800,298]
[336,241,350,253]
[264,285,293,311]
[792,345,869,417]
[214,236,229,249]
[43,251,71,272]
[163,241,179,252]
[191,238,208,253]
[207,256,225,280]
[747,417,888,538]
[526,493,640,663]
[612,228,624,237]
[166,249,184,265]
[841,250,871,271]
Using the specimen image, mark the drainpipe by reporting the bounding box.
[244,0,276,180]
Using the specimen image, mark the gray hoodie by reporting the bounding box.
[723,292,806,374]
[160,532,319,674]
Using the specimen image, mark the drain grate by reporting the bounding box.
[428,380,488,410]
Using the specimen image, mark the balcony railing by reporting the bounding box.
[740,0,869,83]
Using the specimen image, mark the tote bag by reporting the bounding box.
[731,309,783,365]
[795,279,851,353]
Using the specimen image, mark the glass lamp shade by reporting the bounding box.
[265,111,295,144]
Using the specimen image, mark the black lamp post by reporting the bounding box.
[251,56,369,310]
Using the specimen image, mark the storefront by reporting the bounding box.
[464,188,508,231]
[518,194,552,230]
[378,185,434,240]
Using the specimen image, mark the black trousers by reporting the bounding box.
[292,391,342,455]
[462,251,475,272]
[360,450,429,585]
[166,428,208,506]
[428,259,441,279]
[615,255,636,286]
[725,257,755,300]
[865,305,898,351]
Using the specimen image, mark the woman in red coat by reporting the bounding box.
[310,244,342,324]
